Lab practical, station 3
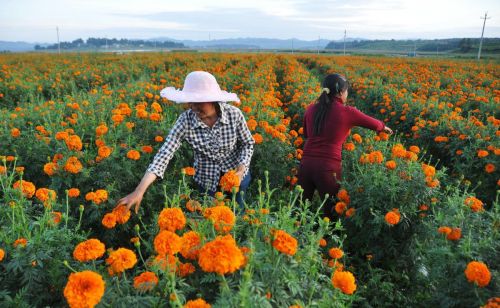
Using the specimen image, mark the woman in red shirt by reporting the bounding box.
[298,74,393,219]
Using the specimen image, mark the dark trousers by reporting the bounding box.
[198,171,251,212]
[297,158,341,219]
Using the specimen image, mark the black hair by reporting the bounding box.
[313,74,349,136]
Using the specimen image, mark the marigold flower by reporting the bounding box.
[219,170,240,193]
[186,199,201,212]
[344,142,355,151]
[95,124,108,137]
[106,248,137,275]
[68,188,81,198]
[485,163,495,173]
[352,133,362,143]
[409,145,420,154]
[180,231,202,260]
[35,188,57,206]
[385,160,397,170]
[12,180,36,198]
[337,189,350,204]
[385,209,400,225]
[150,254,178,272]
[13,238,27,248]
[155,135,164,142]
[154,230,182,256]
[133,271,158,292]
[368,151,384,164]
[184,298,211,308]
[11,128,21,138]
[332,270,357,295]
[335,202,347,215]
[421,164,436,177]
[438,226,452,235]
[198,235,245,275]
[102,213,117,229]
[182,166,196,176]
[319,238,327,247]
[464,196,484,212]
[51,211,62,224]
[92,189,108,205]
[63,271,105,308]
[127,150,141,160]
[446,227,461,241]
[391,144,407,158]
[158,207,186,232]
[345,207,356,217]
[204,205,235,233]
[112,205,131,224]
[464,261,491,287]
[73,239,106,262]
[328,247,344,259]
[0,248,4,262]
[177,262,196,277]
[477,150,489,158]
[64,156,83,174]
[97,146,113,159]
[272,230,298,256]
[66,135,83,151]
[253,133,263,144]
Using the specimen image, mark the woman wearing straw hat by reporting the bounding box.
[298,73,393,219]
[118,71,254,213]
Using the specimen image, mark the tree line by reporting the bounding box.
[34,37,185,50]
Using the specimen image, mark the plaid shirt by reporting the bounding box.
[147,102,255,191]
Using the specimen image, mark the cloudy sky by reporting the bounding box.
[1,0,499,42]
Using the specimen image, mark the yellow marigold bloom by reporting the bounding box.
[64,156,83,174]
[106,248,137,275]
[184,298,211,308]
[219,170,240,193]
[198,235,245,275]
[12,180,36,198]
[68,188,80,198]
[101,213,117,229]
[180,231,202,260]
[64,270,105,308]
[127,149,141,160]
[385,209,401,225]
[133,271,158,292]
[464,261,491,287]
[158,207,186,232]
[73,239,106,262]
[204,205,235,233]
[272,230,298,256]
[154,230,182,256]
[0,248,5,262]
[328,247,344,259]
[332,270,357,295]
[112,205,131,224]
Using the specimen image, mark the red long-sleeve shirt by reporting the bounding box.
[302,98,384,163]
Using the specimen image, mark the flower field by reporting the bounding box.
[0,52,498,307]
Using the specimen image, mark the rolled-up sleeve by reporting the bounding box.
[147,112,188,178]
[236,110,255,168]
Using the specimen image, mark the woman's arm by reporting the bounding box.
[118,171,157,214]
[235,109,255,180]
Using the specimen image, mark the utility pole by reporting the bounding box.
[477,12,490,60]
[56,26,61,54]
[343,29,346,55]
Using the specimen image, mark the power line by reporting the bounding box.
[477,12,491,60]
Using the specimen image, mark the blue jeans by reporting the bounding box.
[198,171,251,213]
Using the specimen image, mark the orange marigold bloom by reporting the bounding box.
[13,238,27,248]
[421,164,436,177]
[154,230,182,256]
[481,297,500,307]
[464,196,484,212]
[180,231,202,260]
[106,248,137,275]
[464,261,491,287]
[102,213,117,229]
[385,209,401,225]
[182,167,196,176]
[272,230,298,256]
[186,199,201,212]
[477,150,489,158]
[97,146,113,159]
[446,227,461,241]
[11,128,21,138]
[155,135,164,142]
[391,144,407,158]
[127,150,141,160]
[68,188,80,198]
[12,180,36,198]
[198,235,245,275]
[93,189,108,205]
[0,248,4,262]
[337,189,350,204]
[133,271,158,292]
[158,207,186,232]
[319,238,327,247]
[343,142,355,151]
[368,151,384,164]
[64,156,83,174]
[219,170,240,193]
[63,271,105,308]
[150,254,178,272]
[345,207,356,217]
[328,247,344,259]
[253,133,263,144]
[141,145,154,154]
[95,124,108,137]
[409,145,420,154]
[55,131,69,141]
[177,262,196,277]
[385,160,397,170]
[352,133,362,143]
[73,239,106,262]
[65,135,83,151]
[485,163,495,173]
[204,205,235,233]
[112,205,131,224]
[0,166,6,175]
[332,270,357,295]
[184,298,211,308]
[35,188,57,207]
[438,226,452,235]
[51,211,62,224]
[247,119,257,131]
[335,202,347,215]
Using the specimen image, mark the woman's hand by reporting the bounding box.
[383,126,394,135]
[117,190,145,214]
[235,164,246,182]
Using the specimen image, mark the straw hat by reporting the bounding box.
[160,71,239,103]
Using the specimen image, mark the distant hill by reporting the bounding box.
[0,41,39,52]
